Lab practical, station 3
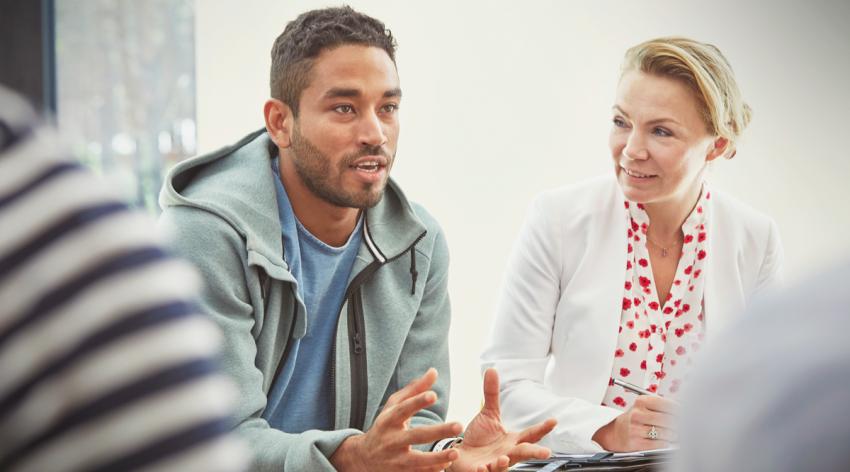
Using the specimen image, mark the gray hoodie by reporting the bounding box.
[158,130,451,470]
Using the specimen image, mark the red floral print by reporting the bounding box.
[602,186,710,410]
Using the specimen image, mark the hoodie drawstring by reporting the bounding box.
[409,246,418,295]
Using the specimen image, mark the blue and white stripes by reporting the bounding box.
[0,87,248,472]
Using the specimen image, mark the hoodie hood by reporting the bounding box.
[159,129,428,278]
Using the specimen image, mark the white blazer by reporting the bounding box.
[481,176,783,453]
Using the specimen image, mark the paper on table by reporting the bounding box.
[511,447,676,470]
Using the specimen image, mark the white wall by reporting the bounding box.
[196,0,850,424]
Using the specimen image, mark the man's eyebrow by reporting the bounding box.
[322,87,403,99]
[324,87,401,99]
[324,88,361,99]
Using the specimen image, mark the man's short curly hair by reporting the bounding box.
[270,6,397,116]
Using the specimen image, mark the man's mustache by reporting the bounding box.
[343,145,393,164]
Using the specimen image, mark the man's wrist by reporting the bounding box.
[330,433,366,472]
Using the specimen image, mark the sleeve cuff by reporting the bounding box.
[431,437,463,451]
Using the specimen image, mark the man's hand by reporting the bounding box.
[449,368,557,472]
[330,368,463,472]
[592,394,677,452]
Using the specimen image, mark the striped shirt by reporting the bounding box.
[0,86,248,471]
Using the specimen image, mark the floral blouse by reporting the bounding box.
[601,188,711,410]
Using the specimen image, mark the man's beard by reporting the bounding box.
[289,126,393,209]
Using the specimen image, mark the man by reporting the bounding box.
[158,6,555,471]
[0,86,247,471]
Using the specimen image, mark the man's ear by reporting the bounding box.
[264,99,294,148]
[706,136,730,162]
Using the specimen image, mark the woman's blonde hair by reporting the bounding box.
[622,37,751,157]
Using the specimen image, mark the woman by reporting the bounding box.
[480,37,783,454]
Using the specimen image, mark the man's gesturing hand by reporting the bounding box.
[449,368,557,472]
[330,368,463,472]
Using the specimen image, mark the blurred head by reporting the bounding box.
[610,37,750,206]
[264,7,400,209]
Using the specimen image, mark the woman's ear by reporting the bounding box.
[263,99,293,149]
[706,137,730,162]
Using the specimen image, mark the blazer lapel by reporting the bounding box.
[703,196,746,337]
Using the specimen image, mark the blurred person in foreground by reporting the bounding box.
[481,36,783,453]
[158,6,554,471]
[0,85,247,471]
[672,261,850,471]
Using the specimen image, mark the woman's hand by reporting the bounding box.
[592,395,678,452]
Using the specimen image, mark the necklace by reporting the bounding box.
[646,233,681,258]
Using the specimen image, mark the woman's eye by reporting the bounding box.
[652,127,672,137]
[612,117,628,128]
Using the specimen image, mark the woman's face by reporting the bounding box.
[609,70,724,205]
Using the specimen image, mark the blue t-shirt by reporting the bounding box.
[263,157,363,433]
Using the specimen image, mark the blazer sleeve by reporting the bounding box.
[481,193,620,453]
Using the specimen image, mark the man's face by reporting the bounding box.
[288,44,400,209]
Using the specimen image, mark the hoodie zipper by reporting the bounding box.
[340,261,381,430]
[340,230,427,431]
[347,287,369,430]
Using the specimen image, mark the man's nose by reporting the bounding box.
[358,110,387,148]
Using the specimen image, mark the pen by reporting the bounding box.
[612,378,657,397]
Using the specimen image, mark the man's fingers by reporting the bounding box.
[405,448,459,468]
[515,417,557,444]
[404,421,464,445]
[481,368,501,415]
[486,455,510,471]
[386,368,439,407]
[507,443,551,463]
[385,390,438,426]
[412,463,454,472]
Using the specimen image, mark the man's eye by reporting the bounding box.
[381,103,399,113]
[334,105,354,114]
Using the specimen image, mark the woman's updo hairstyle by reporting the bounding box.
[622,37,751,158]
